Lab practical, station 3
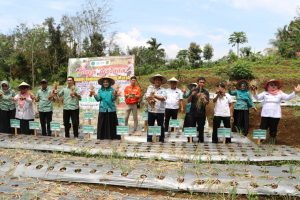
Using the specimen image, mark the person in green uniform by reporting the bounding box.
[91,76,120,140]
[36,79,56,136]
[0,81,16,133]
[58,76,81,138]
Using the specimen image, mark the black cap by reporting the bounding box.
[130,76,137,80]
[40,79,48,83]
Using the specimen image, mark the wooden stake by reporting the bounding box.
[121,135,125,141]
[144,120,148,132]
[223,137,226,144]
[257,139,261,145]
[55,131,58,137]
[14,128,17,136]
[152,135,156,143]
[189,137,192,143]
[34,129,37,136]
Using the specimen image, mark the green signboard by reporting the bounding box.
[148,126,161,136]
[253,129,267,140]
[50,122,61,131]
[117,126,129,135]
[10,119,20,128]
[169,119,180,128]
[82,125,95,134]
[84,112,94,120]
[118,118,125,126]
[184,127,197,137]
[29,121,40,130]
[142,112,148,121]
[217,128,231,138]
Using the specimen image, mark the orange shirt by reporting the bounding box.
[124,85,141,104]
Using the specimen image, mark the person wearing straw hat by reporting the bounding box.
[58,76,81,138]
[252,79,300,144]
[164,77,183,133]
[187,77,209,143]
[212,82,233,143]
[182,82,197,129]
[91,76,120,140]
[13,82,35,135]
[228,79,256,136]
[145,74,167,142]
[0,80,16,133]
[35,79,56,136]
[124,76,141,132]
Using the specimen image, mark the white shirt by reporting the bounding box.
[145,85,167,113]
[14,94,35,120]
[165,88,183,109]
[213,93,232,117]
[254,91,296,118]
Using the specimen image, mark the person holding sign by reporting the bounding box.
[35,79,56,136]
[164,77,183,132]
[124,76,141,132]
[228,80,256,136]
[13,82,35,135]
[58,76,81,138]
[187,77,209,143]
[0,81,16,133]
[91,76,120,140]
[252,79,300,144]
[212,82,233,143]
[145,74,167,142]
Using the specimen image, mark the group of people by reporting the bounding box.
[0,74,299,144]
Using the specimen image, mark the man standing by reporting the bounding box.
[58,76,81,138]
[164,77,183,132]
[145,74,167,142]
[124,76,141,132]
[188,77,209,143]
[36,79,55,136]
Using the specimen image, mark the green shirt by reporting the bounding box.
[58,86,81,110]
[36,87,53,112]
[0,89,16,111]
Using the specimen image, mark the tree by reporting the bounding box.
[203,43,214,61]
[240,46,252,57]
[188,42,202,68]
[228,31,248,57]
[146,37,166,67]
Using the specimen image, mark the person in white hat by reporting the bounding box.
[13,82,36,134]
[58,76,81,138]
[164,77,183,132]
[252,79,300,144]
[145,74,167,142]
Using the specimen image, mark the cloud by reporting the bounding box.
[114,28,148,50]
[46,1,73,11]
[226,0,299,15]
[163,44,181,59]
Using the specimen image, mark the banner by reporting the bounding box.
[68,56,134,110]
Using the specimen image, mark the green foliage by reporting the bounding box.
[188,42,202,68]
[203,43,214,61]
[228,31,248,57]
[215,61,255,81]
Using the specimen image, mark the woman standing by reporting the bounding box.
[91,77,120,140]
[252,79,300,144]
[229,80,256,136]
[182,83,197,129]
[14,82,35,135]
[0,81,16,133]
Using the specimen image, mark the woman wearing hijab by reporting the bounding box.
[182,83,197,129]
[229,80,256,136]
[91,76,120,140]
[252,79,300,144]
[14,82,35,135]
[0,81,16,133]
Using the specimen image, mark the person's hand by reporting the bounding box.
[180,107,184,113]
[30,94,36,101]
[182,88,186,94]
[294,84,300,93]
[52,89,58,95]
[192,90,197,96]
[70,92,76,97]
[89,90,95,97]
[252,107,257,112]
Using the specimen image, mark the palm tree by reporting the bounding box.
[228,32,248,57]
[146,37,165,67]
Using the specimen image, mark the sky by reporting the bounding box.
[0,0,300,59]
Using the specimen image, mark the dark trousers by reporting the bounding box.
[212,116,231,143]
[39,111,52,136]
[190,114,206,143]
[164,108,178,132]
[147,112,165,142]
[63,109,79,138]
[0,109,15,133]
[16,119,34,135]
[260,117,280,138]
[232,109,249,136]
